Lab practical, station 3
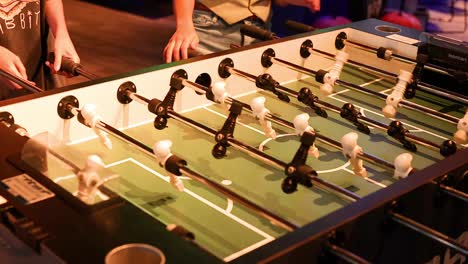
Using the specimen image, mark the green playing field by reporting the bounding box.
[40,64,465,261]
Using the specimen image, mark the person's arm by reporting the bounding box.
[163,0,199,63]
[0,46,35,90]
[44,0,79,74]
[275,0,321,12]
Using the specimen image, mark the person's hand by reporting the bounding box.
[163,25,199,63]
[0,46,35,90]
[46,33,80,77]
[276,0,320,12]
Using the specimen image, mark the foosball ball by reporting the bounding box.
[0,19,466,263]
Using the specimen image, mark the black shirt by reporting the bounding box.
[0,0,47,99]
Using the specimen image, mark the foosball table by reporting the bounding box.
[0,19,466,264]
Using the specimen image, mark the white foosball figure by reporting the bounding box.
[292,113,319,158]
[341,132,367,177]
[80,104,112,150]
[250,97,276,139]
[153,140,184,192]
[393,153,414,179]
[454,110,468,145]
[212,81,230,105]
[320,51,349,96]
[380,48,393,61]
[77,155,104,204]
[382,70,413,118]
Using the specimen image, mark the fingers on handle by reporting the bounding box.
[12,56,28,79]
[54,51,63,72]
[164,40,175,63]
[172,40,183,61]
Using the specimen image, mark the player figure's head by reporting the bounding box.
[85,154,105,170]
[293,113,310,135]
[394,153,413,179]
[250,97,266,115]
[153,140,173,164]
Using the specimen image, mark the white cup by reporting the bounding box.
[105,243,166,264]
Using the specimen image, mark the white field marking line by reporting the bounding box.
[0,196,7,205]
[329,95,450,141]
[360,108,366,116]
[121,118,154,130]
[380,88,393,94]
[69,116,182,145]
[259,135,360,175]
[70,138,189,181]
[179,101,220,114]
[343,168,387,188]
[53,158,190,184]
[281,75,311,85]
[331,76,456,130]
[259,133,295,151]
[359,109,376,130]
[68,133,101,146]
[376,91,458,124]
[329,89,350,96]
[96,190,110,200]
[226,199,234,213]
[68,119,155,146]
[115,89,257,122]
[360,77,384,88]
[67,100,227,145]
[54,174,77,183]
[125,158,274,241]
[223,237,275,262]
[278,64,336,86]
[363,177,387,188]
[70,190,109,201]
[51,159,134,196]
[103,158,131,167]
[229,89,262,100]
[202,107,266,135]
[327,77,382,99]
[317,161,351,174]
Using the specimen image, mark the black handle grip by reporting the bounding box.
[285,20,315,33]
[240,24,278,41]
[0,69,43,93]
[47,52,80,76]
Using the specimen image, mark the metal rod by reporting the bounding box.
[437,183,468,202]
[127,90,361,202]
[179,167,298,231]
[345,39,415,65]
[357,115,441,151]
[47,148,81,173]
[417,82,468,105]
[271,56,459,124]
[183,77,396,183]
[170,111,288,171]
[0,69,43,93]
[76,67,99,80]
[6,112,81,173]
[227,64,444,153]
[129,91,286,170]
[71,105,298,232]
[170,108,362,202]
[326,243,371,264]
[390,212,468,255]
[181,79,207,94]
[345,39,454,77]
[422,63,457,77]
[309,47,467,105]
[308,47,398,81]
